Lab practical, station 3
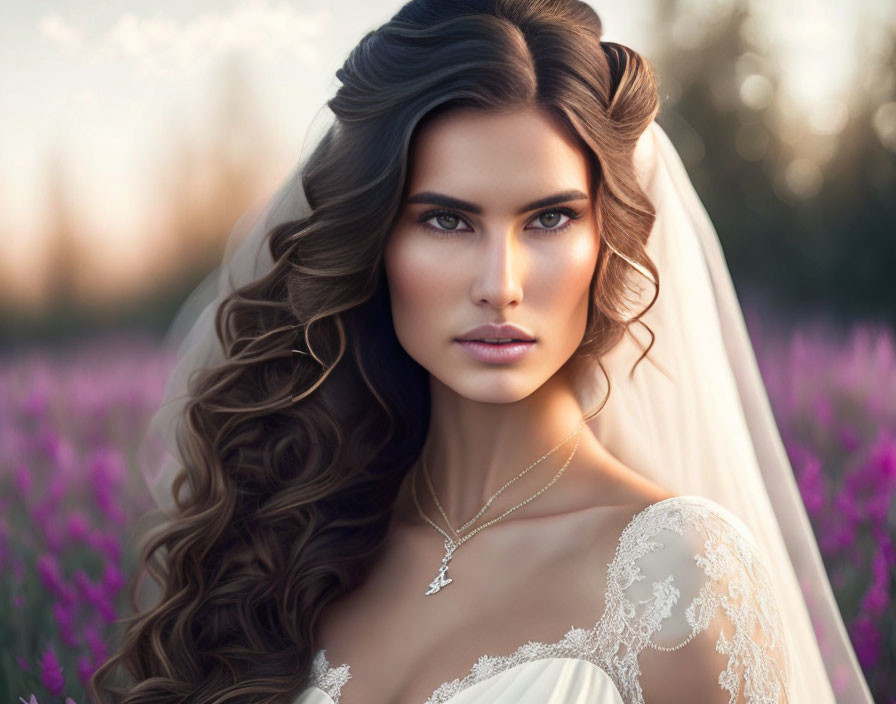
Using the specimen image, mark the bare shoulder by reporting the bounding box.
[568,448,680,540]
[576,444,678,514]
[594,445,677,507]
[601,483,679,545]
[524,448,679,561]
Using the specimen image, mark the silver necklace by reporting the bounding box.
[422,419,586,538]
[411,422,584,596]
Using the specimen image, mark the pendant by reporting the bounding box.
[425,538,457,595]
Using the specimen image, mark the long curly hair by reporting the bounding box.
[88,0,660,702]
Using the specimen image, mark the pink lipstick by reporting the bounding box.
[455,339,535,363]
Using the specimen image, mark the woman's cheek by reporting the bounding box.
[544,236,598,346]
[540,235,597,303]
[385,234,452,350]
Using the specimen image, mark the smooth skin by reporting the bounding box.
[314,106,673,704]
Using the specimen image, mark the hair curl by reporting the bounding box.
[89,1,660,702]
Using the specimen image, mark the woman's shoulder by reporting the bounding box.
[607,492,767,596]
[606,493,791,702]
[615,492,762,559]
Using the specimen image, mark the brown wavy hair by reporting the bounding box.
[88,0,660,702]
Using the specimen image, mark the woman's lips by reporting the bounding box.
[455,339,536,363]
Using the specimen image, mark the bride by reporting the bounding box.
[89,1,873,703]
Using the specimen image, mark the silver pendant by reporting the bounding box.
[425,538,457,595]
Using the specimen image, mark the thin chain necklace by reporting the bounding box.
[411,421,584,596]
[422,418,586,538]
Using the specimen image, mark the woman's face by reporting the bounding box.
[384,106,599,404]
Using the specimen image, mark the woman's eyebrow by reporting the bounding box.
[406,189,589,215]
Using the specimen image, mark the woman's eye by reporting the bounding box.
[419,211,473,234]
[530,209,568,230]
[431,213,465,230]
[418,211,472,235]
[525,208,581,231]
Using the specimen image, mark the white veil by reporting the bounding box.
[136,113,874,702]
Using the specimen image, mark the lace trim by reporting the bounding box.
[310,648,351,700]
[604,496,790,703]
[307,495,789,704]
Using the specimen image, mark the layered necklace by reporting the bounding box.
[411,418,586,595]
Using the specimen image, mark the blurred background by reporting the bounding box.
[1,0,894,701]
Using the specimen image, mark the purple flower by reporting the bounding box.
[89,446,127,490]
[97,596,117,622]
[57,581,78,608]
[83,623,108,664]
[859,534,894,617]
[850,614,882,669]
[52,601,79,647]
[73,568,93,594]
[73,569,102,612]
[66,512,90,542]
[16,655,32,672]
[91,479,128,526]
[36,553,64,595]
[76,654,95,685]
[101,562,126,595]
[72,570,118,621]
[87,529,122,562]
[39,646,65,695]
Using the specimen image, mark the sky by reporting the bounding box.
[0,0,889,308]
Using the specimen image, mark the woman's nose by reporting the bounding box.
[469,231,525,308]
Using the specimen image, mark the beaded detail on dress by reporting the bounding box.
[307,495,791,703]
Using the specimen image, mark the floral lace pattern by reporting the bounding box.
[310,648,351,700]
[306,495,790,703]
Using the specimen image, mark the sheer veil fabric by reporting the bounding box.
[137,112,873,702]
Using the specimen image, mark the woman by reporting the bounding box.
[89,1,873,703]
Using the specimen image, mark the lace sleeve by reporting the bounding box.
[608,496,791,703]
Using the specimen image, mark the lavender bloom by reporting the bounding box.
[35,553,64,597]
[65,512,90,543]
[39,646,65,695]
[850,615,882,670]
[52,601,78,648]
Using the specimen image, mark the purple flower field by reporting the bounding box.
[1,314,894,702]
[745,311,896,701]
[1,336,171,704]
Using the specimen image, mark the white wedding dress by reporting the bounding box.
[293,495,791,704]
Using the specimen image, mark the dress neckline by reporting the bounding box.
[310,494,709,704]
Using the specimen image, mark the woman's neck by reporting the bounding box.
[391,372,601,533]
